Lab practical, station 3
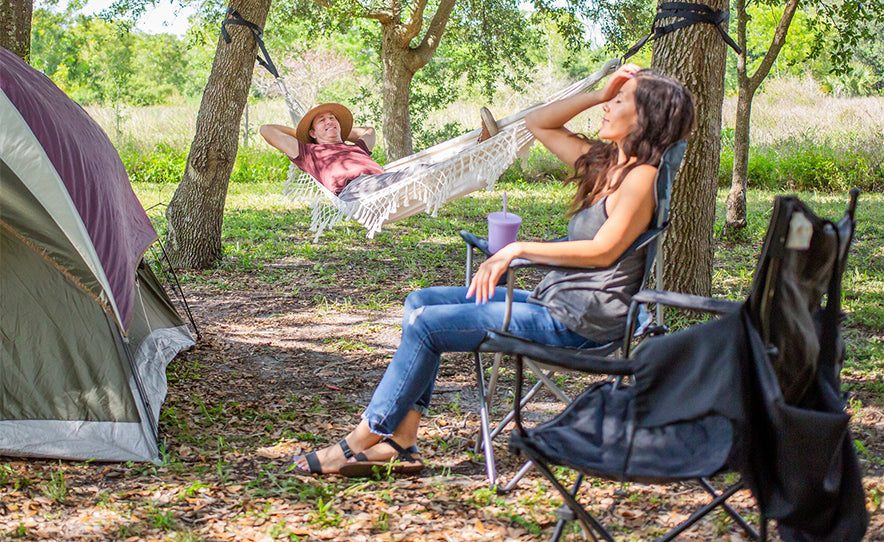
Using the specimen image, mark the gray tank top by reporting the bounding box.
[527,197,647,343]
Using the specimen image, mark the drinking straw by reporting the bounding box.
[503,191,507,216]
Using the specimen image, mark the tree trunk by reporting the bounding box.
[370,0,455,160]
[725,88,754,230]
[165,0,271,269]
[652,0,729,297]
[725,0,799,231]
[1,0,33,62]
[380,26,417,160]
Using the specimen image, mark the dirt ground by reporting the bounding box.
[1,260,882,541]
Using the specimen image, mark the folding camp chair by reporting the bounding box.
[460,141,687,491]
[478,190,867,541]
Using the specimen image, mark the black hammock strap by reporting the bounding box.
[221,7,280,78]
[623,1,742,61]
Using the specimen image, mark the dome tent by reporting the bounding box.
[0,47,195,463]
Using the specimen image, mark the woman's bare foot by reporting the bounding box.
[291,421,381,475]
[351,437,418,462]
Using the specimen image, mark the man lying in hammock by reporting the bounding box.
[260,103,499,200]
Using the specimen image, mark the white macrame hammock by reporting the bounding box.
[277,59,620,240]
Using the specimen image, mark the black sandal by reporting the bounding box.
[290,438,354,475]
[338,437,424,478]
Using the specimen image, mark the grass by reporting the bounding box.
[3,75,881,541]
[91,73,884,191]
[137,178,884,397]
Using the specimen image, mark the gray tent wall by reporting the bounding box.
[0,48,194,463]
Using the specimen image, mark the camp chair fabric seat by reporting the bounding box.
[511,380,734,483]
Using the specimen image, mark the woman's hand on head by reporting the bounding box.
[466,243,521,304]
[600,63,642,103]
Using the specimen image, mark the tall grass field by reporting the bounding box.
[90,75,883,192]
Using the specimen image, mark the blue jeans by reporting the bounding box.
[362,286,596,436]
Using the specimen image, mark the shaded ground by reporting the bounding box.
[2,238,882,541]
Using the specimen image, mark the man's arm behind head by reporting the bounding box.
[259,124,301,160]
[348,126,376,150]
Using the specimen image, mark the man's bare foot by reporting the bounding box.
[477,107,499,143]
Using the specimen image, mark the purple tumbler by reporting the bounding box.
[487,211,522,253]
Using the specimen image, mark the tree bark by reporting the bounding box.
[380,26,418,160]
[370,0,455,160]
[725,0,800,231]
[165,0,271,269]
[1,0,33,62]
[652,0,729,297]
[725,85,753,230]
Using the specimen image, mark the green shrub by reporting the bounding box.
[121,142,186,184]
[230,149,289,184]
[500,146,571,184]
[719,133,883,192]
[121,144,289,185]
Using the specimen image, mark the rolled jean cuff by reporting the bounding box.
[362,407,425,437]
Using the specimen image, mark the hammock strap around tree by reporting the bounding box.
[221,8,306,124]
[622,1,742,62]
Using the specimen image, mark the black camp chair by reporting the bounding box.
[478,190,868,541]
[460,141,686,491]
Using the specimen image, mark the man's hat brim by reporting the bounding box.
[296,103,353,144]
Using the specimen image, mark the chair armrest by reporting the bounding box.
[478,329,636,376]
[460,231,567,258]
[632,289,742,315]
[460,230,492,257]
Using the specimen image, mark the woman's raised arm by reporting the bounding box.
[525,64,641,168]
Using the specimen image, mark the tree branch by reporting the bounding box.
[748,0,800,93]
[402,0,429,42]
[735,0,749,89]
[411,0,455,66]
[362,0,397,24]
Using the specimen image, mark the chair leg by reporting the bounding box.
[496,459,534,495]
[531,458,615,542]
[473,352,498,487]
[488,379,545,441]
[698,478,758,539]
[657,480,745,542]
[525,359,572,403]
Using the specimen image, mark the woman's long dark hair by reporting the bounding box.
[567,70,695,215]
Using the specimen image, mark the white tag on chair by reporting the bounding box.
[786,212,813,250]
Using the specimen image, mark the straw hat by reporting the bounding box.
[296,103,353,144]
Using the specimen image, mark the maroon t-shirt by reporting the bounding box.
[292,139,384,194]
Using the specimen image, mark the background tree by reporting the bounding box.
[30,7,203,107]
[165,0,272,269]
[1,0,33,61]
[724,0,799,231]
[652,0,731,296]
[270,0,594,160]
[725,0,884,231]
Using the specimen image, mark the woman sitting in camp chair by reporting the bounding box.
[290,63,695,477]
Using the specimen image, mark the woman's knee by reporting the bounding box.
[404,286,463,313]
[404,287,437,312]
